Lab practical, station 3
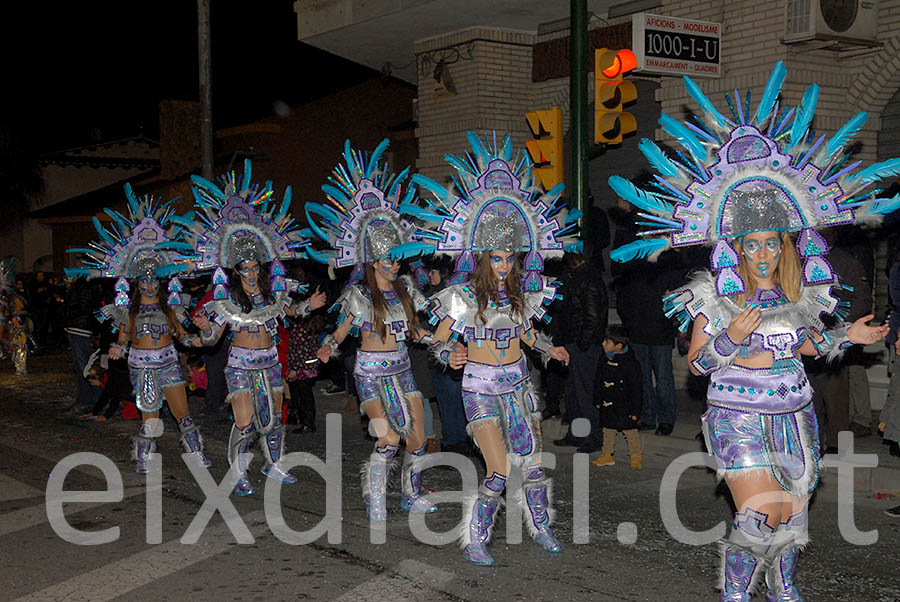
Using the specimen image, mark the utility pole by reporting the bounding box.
[569,0,589,237]
[198,0,213,180]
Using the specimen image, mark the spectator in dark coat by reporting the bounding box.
[591,324,644,470]
[610,198,682,435]
[64,278,103,411]
[552,249,608,452]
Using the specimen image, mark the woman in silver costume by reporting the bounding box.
[107,273,211,472]
[67,185,211,473]
[308,139,438,520]
[186,160,324,496]
[397,132,578,566]
[610,62,899,601]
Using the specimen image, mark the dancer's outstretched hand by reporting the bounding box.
[316,345,333,364]
[548,345,569,366]
[848,314,890,345]
[308,288,327,310]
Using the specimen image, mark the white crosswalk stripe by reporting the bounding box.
[333,559,456,602]
[13,510,269,602]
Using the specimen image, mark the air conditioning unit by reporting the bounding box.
[784,0,879,44]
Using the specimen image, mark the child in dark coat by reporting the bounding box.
[591,324,644,470]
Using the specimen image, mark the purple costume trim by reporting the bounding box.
[707,366,811,413]
[702,369,820,496]
[354,348,420,437]
[224,345,283,403]
[462,357,541,466]
[127,344,185,412]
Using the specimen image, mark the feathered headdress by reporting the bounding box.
[185,159,312,300]
[304,139,428,285]
[394,131,581,290]
[609,61,900,296]
[65,184,194,307]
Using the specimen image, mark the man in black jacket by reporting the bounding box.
[552,250,608,452]
[610,199,682,435]
[64,278,103,411]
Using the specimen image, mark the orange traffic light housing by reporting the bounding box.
[595,48,638,145]
[525,107,564,190]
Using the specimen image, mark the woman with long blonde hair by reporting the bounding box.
[610,63,899,601]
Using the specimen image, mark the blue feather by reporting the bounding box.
[305,203,344,243]
[241,159,252,191]
[544,182,565,203]
[445,153,475,177]
[275,186,292,219]
[753,61,786,125]
[321,183,349,204]
[500,134,513,162]
[343,140,359,180]
[366,138,390,179]
[565,208,582,225]
[123,182,140,216]
[638,139,679,178]
[823,111,867,159]
[64,267,92,278]
[466,131,490,167]
[610,238,670,263]
[67,248,98,255]
[157,263,189,278]
[92,217,115,245]
[388,167,411,200]
[683,76,727,127]
[659,113,706,163]
[190,175,226,202]
[870,193,900,216]
[788,84,819,150]
[397,203,444,222]
[390,241,437,260]
[411,173,449,200]
[304,247,332,265]
[564,240,584,253]
[608,175,673,215]
[169,211,195,228]
[103,209,129,236]
[846,157,900,186]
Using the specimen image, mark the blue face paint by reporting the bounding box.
[742,235,782,279]
[138,278,159,297]
[377,259,398,281]
[490,254,513,281]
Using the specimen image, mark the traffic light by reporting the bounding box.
[595,48,638,145]
[525,107,564,190]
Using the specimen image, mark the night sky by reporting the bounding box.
[5,0,376,155]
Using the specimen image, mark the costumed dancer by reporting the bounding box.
[186,160,324,496]
[397,132,576,565]
[608,62,897,601]
[308,139,437,519]
[0,260,28,375]
[66,185,211,472]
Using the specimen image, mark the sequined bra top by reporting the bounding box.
[98,294,192,342]
[331,276,428,346]
[664,271,846,375]
[426,276,560,353]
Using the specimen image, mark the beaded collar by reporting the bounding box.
[249,292,268,310]
[743,286,789,310]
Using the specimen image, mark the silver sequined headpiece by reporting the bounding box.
[128,251,164,280]
[473,201,526,251]
[363,218,402,263]
[225,231,266,268]
[728,190,791,238]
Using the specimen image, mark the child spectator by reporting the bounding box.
[286,313,326,433]
[80,344,134,422]
[591,324,644,470]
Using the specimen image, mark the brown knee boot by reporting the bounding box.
[624,428,642,470]
[592,428,617,466]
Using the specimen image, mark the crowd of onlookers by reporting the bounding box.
[3,201,900,491]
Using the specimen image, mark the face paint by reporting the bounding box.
[237,261,260,288]
[138,278,159,298]
[742,235,782,279]
[376,259,399,282]
[489,253,513,281]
